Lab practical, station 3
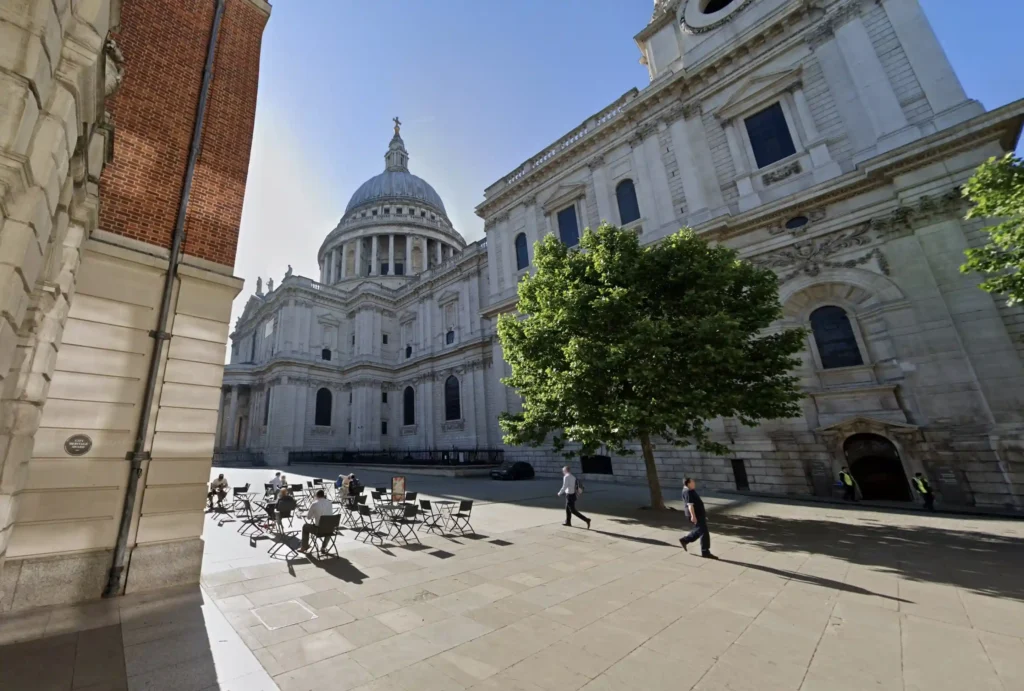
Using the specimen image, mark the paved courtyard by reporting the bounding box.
[2,465,1023,690]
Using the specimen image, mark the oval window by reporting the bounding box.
[785,215,809,230]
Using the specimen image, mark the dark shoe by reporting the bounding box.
[563,522,571,527]
[701,552,718,560]
[586,519,591,530]
[679,539,688,552]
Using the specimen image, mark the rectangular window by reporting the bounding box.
[347,421,351,434]
[381,421,388,435]
[744,102,796,169]
[381,391,388,403]
[557,205,580,247]
[382,334,389,345]
[396,208,403,215]
[731,458,750,491]
[395,263,405,276]
[381,263,389,275]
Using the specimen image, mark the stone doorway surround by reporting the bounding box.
[815,416,924,501]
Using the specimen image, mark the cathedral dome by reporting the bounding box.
[343,119,447,217]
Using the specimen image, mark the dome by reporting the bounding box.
[343,119,447,217]
[344,170,447,216]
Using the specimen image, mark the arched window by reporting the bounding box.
[403,386,415,426]
[321,348,331,361]
[810,306,864,369]
[444,375,461,421]
[514,233,529,271]
[446,329,455,345]
[616,179,641,225]
[405,345,412,359]
[314,388,332,427]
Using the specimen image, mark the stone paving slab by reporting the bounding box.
[197,466,1024,691]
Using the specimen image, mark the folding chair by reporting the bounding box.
[235,499,265,536]
[355,504,386,545]
[230,484,251,513]
[451,500,475,535]
[263,483,275,498]
[387,505,420,544]
[308,514,343,559]
[291,484,310,510]
[418,499,445,534]
[403,491,418,504]
[268,506,299,558]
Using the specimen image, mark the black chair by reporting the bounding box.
[451,500,474,535]
[403,491,418,504]
[419,499,445,534]
[387,505,420,543]
[355,504,385,544]
[308,514,343,559]
[268,506,298,558]
[263,483,275,498]
[236,499,265,536]
[374,487,388,494]
[230,484,251,513]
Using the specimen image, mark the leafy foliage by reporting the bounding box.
[497,224,806,507]
[961,154,1024,305]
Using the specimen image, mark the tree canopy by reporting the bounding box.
[497,224,806,508]
[961,154,1024,305]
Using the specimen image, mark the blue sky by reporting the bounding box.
[232,0,1024,329]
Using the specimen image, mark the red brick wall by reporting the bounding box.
[99,0,269,269]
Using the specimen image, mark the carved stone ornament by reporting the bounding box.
[104,38,125,97]
[443,420,465,432]
[586,155,606,170]
[753,224,889,283]
[869,189,968,239]
[762,161,802,186]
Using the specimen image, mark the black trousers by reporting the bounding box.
[682,519,711,554]
[301,524,327,550]
[565,494,589,525]
[208,490,226,507]
[922,493,935,511]
[842,484,856,501]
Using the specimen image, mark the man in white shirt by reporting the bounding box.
[300,490,335,552]
[207,474,228,510]
[269,472,283,492]
[558,466,591,529]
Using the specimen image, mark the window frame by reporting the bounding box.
[807,304,868,371]
[514,232,529,271]
[742,101,798,170]
[444,375,462,422]
[403,386,415,426]
[314,387,333,427]
[556,203,582,247]
[615,178,642,225]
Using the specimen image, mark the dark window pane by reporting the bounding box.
[446,330,455,345]
[514,233,529,271]
[444,376,461,421]
[321,348,331,361]
[403,386,415,425]
[314,388,332,427]
[731,458,749,490]
[381,421,388,435]
[263,390,270,425]
[405,345,412,359]
[557,205,580,246]
[616,179,641,224]
[810,306,864,369]
[744,103,796,169]
[395,263,404,276]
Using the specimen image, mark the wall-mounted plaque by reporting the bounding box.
[64,434,93,456]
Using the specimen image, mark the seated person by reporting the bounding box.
[300,490,335,552]
[335,473,354,500]
[274,487,297,527]
[207,473,228,510]
[269,471,283,492]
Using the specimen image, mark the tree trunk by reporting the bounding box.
[639,430,666,510]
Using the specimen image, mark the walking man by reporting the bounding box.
[679,478,716,559]
[839,467,857,502]
[912,472,936,512]
[558,466,591,529]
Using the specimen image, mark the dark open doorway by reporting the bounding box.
[844,433,911,501]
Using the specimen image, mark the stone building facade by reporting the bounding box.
[222,0,1024,511]
[0,0,271,613]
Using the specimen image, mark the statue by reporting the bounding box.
[393,116,401,135]
[267,278,274,292]
[285,264,293,279]
[255,277,263,295]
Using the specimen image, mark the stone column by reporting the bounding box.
[388,234,395,274]
[226,386,239,448]
[723,119,760,212]
[791,86,841,183]
[643,125,677,232]
[587,157,615,224]
[629,134,660,232]
[668,113,709,223]
[421,236,430,271]
[370,235,379,275]
[880,0,980,129]
[435,240,442,266]
[832,5,915,152]
[354,238,363,277]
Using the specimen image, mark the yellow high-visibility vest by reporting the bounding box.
[840,471,854,486]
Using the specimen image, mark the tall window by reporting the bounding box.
[403,386,415,425]
[321,348,331,361]
[446,329,455,345]
[514,233,529,271]
[314,388,332,427]
[616,179,641,225]
[444,376,461,421]
[262,389,271,425]
[810,306,864,369]
[405,345,412,359]
[744,102,796,169]
[557,205,580,247]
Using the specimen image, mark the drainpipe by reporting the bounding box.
[104,0,226,598]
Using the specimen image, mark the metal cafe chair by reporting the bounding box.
[386,504,420,544]
[451,500,475,535]
[355,504,386,545]
[418,499,445,534]
[308,514,343,559]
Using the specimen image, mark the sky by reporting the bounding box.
[230,0,1024,339]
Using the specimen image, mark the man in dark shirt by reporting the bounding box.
[680,478,716,559]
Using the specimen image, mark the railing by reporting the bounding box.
[288,448,505,467]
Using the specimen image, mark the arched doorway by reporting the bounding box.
[843,433,911,501]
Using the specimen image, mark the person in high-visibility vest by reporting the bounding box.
[839,467,856,501]
[912,472,935,511]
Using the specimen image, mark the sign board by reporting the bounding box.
[391,476,406,503]
[64,434,93,456]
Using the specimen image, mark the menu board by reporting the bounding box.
[392,476,406,503]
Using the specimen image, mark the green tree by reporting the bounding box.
[961,154,1024,305]
[497,224,806,509]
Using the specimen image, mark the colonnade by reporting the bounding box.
[319,234,458,284]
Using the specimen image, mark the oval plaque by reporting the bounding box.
[64,434,93,456]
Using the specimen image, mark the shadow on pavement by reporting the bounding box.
[719,558,912,603]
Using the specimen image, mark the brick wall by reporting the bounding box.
[99,0,268,269]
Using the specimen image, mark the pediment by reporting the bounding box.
[437,289,460,306]
[399,310,418,323]
[316,312,341,327]
[542,182,588,213]
[815,416,919,435]
[714,67,803,121]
